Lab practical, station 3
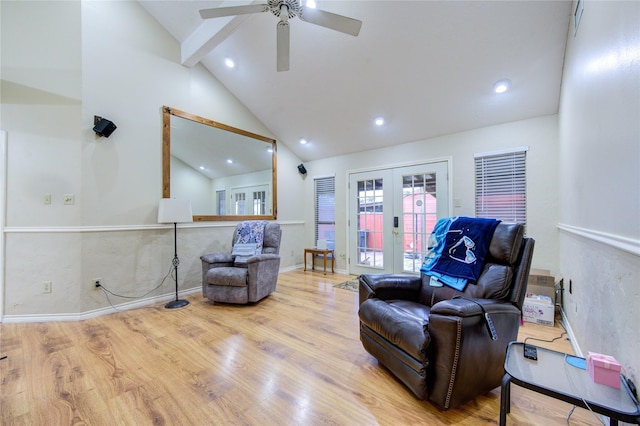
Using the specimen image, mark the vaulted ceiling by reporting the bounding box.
[140,0,572,162]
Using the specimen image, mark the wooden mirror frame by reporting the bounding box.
[162,106,277,221]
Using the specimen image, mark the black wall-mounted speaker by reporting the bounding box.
[297,164,307,175]
[93,117,117,138]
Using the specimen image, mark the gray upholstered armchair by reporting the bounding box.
[200,221,282,304]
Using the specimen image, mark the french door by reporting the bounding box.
[348,161,449,275]
[229,184,271,215]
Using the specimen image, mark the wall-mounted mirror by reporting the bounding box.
[162,106,277,221]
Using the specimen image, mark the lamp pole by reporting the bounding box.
[165,221,189,309]
[158,198,192,309]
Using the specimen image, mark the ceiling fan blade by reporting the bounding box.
[200,4,269,20]
[299,7,362,36]
[276,21,290,72]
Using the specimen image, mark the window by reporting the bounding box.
[234,192,246,215]
[253,190,266,215]
[315,176,335,249]
[216,190,226,215]
[475,148,527,227]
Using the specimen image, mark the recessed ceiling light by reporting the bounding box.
[374,117,385,126]
[225,58,235,68]
[199,166,205,170]
[227,159,233,164]
[299,138,308,145]
[493,79,511,94]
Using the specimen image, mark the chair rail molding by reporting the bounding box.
[3,220,302,234]
[557,223,640,257]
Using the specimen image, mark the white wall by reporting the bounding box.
[558,1,639,381]
[0,0,305,319]
[171,156,213,214]
[303,115,560,273]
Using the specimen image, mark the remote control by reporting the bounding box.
[484,312,498,340]
[524,344,538,360]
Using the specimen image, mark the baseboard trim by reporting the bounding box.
[1,265,345,323]
[1,287,201,323]
[558,223,640,257]
[560,308,582,358]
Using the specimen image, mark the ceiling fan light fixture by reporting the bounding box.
[200,0,362,71]
[493,79,511,94]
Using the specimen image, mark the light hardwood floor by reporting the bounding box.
[1,270,602,425]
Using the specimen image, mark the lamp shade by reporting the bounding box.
[158,199,193,223]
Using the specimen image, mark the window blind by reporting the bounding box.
[314,176,336,243]
[475,150,526,226]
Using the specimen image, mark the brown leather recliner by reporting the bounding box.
[358,222,534,410]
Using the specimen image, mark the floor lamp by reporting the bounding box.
[158,198,193,309]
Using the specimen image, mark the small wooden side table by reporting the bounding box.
[304,248,335,275]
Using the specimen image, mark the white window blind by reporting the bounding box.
[314,176,336,245]
[475,150,527,226]
[216,190,226,215]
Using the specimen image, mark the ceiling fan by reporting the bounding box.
[199,0,362,72]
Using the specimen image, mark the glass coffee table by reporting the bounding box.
[501,342,640,425]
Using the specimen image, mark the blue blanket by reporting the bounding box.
[430,216,500,282]
[420,218,468,290]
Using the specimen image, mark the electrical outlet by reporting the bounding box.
[63,194,75,205]
[92,278,102,288]
[43,194,51,205]
[42,281,52,293]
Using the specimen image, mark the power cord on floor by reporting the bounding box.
[566,405,576,422]
[523,320,568,347]
[523,331,567,347]
[96,262,174,311]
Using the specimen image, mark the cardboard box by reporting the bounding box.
[523,269,557,326]
[527,269,557,306]
[522,297,555,326]
[587,352,621,388]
